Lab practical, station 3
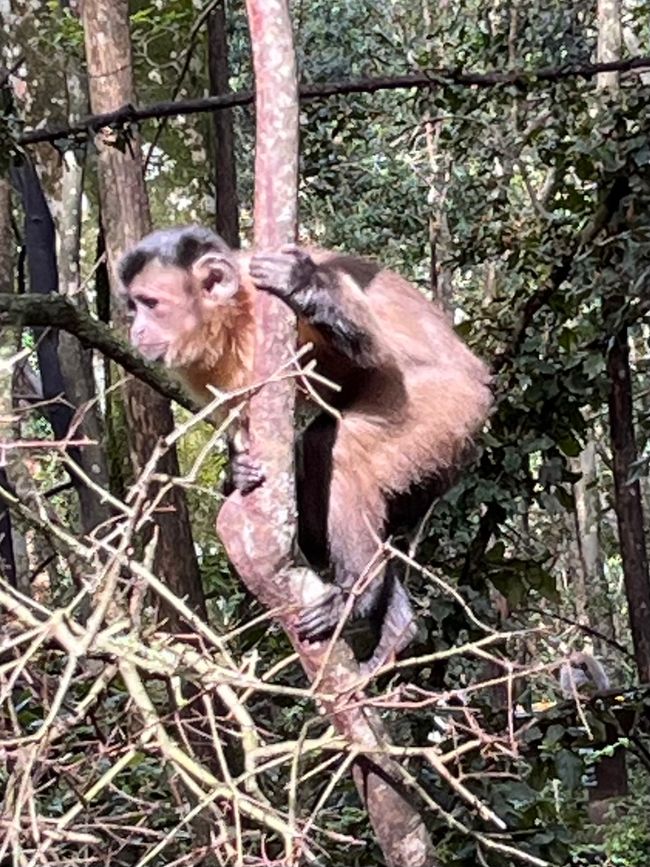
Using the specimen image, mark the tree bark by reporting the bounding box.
[597,0,650,684]
[81,0,205,621]
[10,163,84,474]
[216,3,437,864]
[207,2,240,247]
[56,24,112,537]
[606,316,650,683]
[572,441,616,646]
[0,178,17,589]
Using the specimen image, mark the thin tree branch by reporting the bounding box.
[18,55,650,147]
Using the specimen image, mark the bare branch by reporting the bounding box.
[18,55,650,147]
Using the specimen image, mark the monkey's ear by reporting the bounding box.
[191,252,240,302]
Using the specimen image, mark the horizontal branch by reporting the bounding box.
[0,293,198,413]
[19,55,650,146]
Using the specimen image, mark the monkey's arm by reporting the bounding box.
[249,247,375,366]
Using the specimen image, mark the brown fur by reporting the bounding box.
[180,282,256,401]
[173,247,491,538]
[120,233,492,668]
[151,248,491,446]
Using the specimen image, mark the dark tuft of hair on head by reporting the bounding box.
[118,226,230,287]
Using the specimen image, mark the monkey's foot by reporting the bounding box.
[296,586,346,642]
[249,246,316,302]
[231,453,265,495]
[358,616,418,678]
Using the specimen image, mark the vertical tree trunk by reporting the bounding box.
[57,16,112,537]
[606,319,650,683]
[565,0,618,647]
[572,441,616,645]
[10,163,83,472]
[81,0,205,620]
[596,0,650,684]
[216,3,437,863]
[207,3,240,247]
[0,177,17,589]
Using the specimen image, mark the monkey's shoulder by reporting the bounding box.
[307,247,435,308]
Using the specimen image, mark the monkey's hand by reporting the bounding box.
[249,246,317,303]
[296,585,347,642]
[231,451,265,495]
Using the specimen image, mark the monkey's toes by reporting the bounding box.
[296,589,345,642]
[231,455,265,495]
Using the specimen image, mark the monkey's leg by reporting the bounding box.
[296,414,336,570]
[249,248,376,364]
[296,442,417,666]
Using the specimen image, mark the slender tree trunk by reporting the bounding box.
[81,0,205,620]
[207,1,240,247]
[10,164,84,481]
[0,177,17,589]
[596,0,650,683]
[0,176,48,595]
[57,19,112,537]
[572,441,615,645]
[217,3,437,863]
[606,316,650,683]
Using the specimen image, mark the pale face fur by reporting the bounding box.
[127,261,203,365]
[123,252,256,401]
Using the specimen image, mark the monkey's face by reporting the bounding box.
[124,253,241,368]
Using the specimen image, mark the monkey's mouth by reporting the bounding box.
[139,342,169,362]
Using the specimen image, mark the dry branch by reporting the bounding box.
[0,412,562,867]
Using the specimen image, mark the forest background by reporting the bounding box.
[1,0,650,865]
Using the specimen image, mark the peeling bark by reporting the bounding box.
[215,2,437,863]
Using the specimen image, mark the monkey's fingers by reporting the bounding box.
[250,249,315,299]
[296,588,345,642]
[249,255,292,294]
[231,454,265,495]
[358,650,396,678]
[279,244,301,257]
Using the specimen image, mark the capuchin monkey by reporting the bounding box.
[559,651,611,699]
[118,226,492,672]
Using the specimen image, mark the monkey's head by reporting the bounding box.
[118,226,248,369]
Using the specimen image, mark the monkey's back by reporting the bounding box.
[309,249,493,498]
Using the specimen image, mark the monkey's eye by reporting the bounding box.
[140,297,158,310]
[126,298,136,313]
